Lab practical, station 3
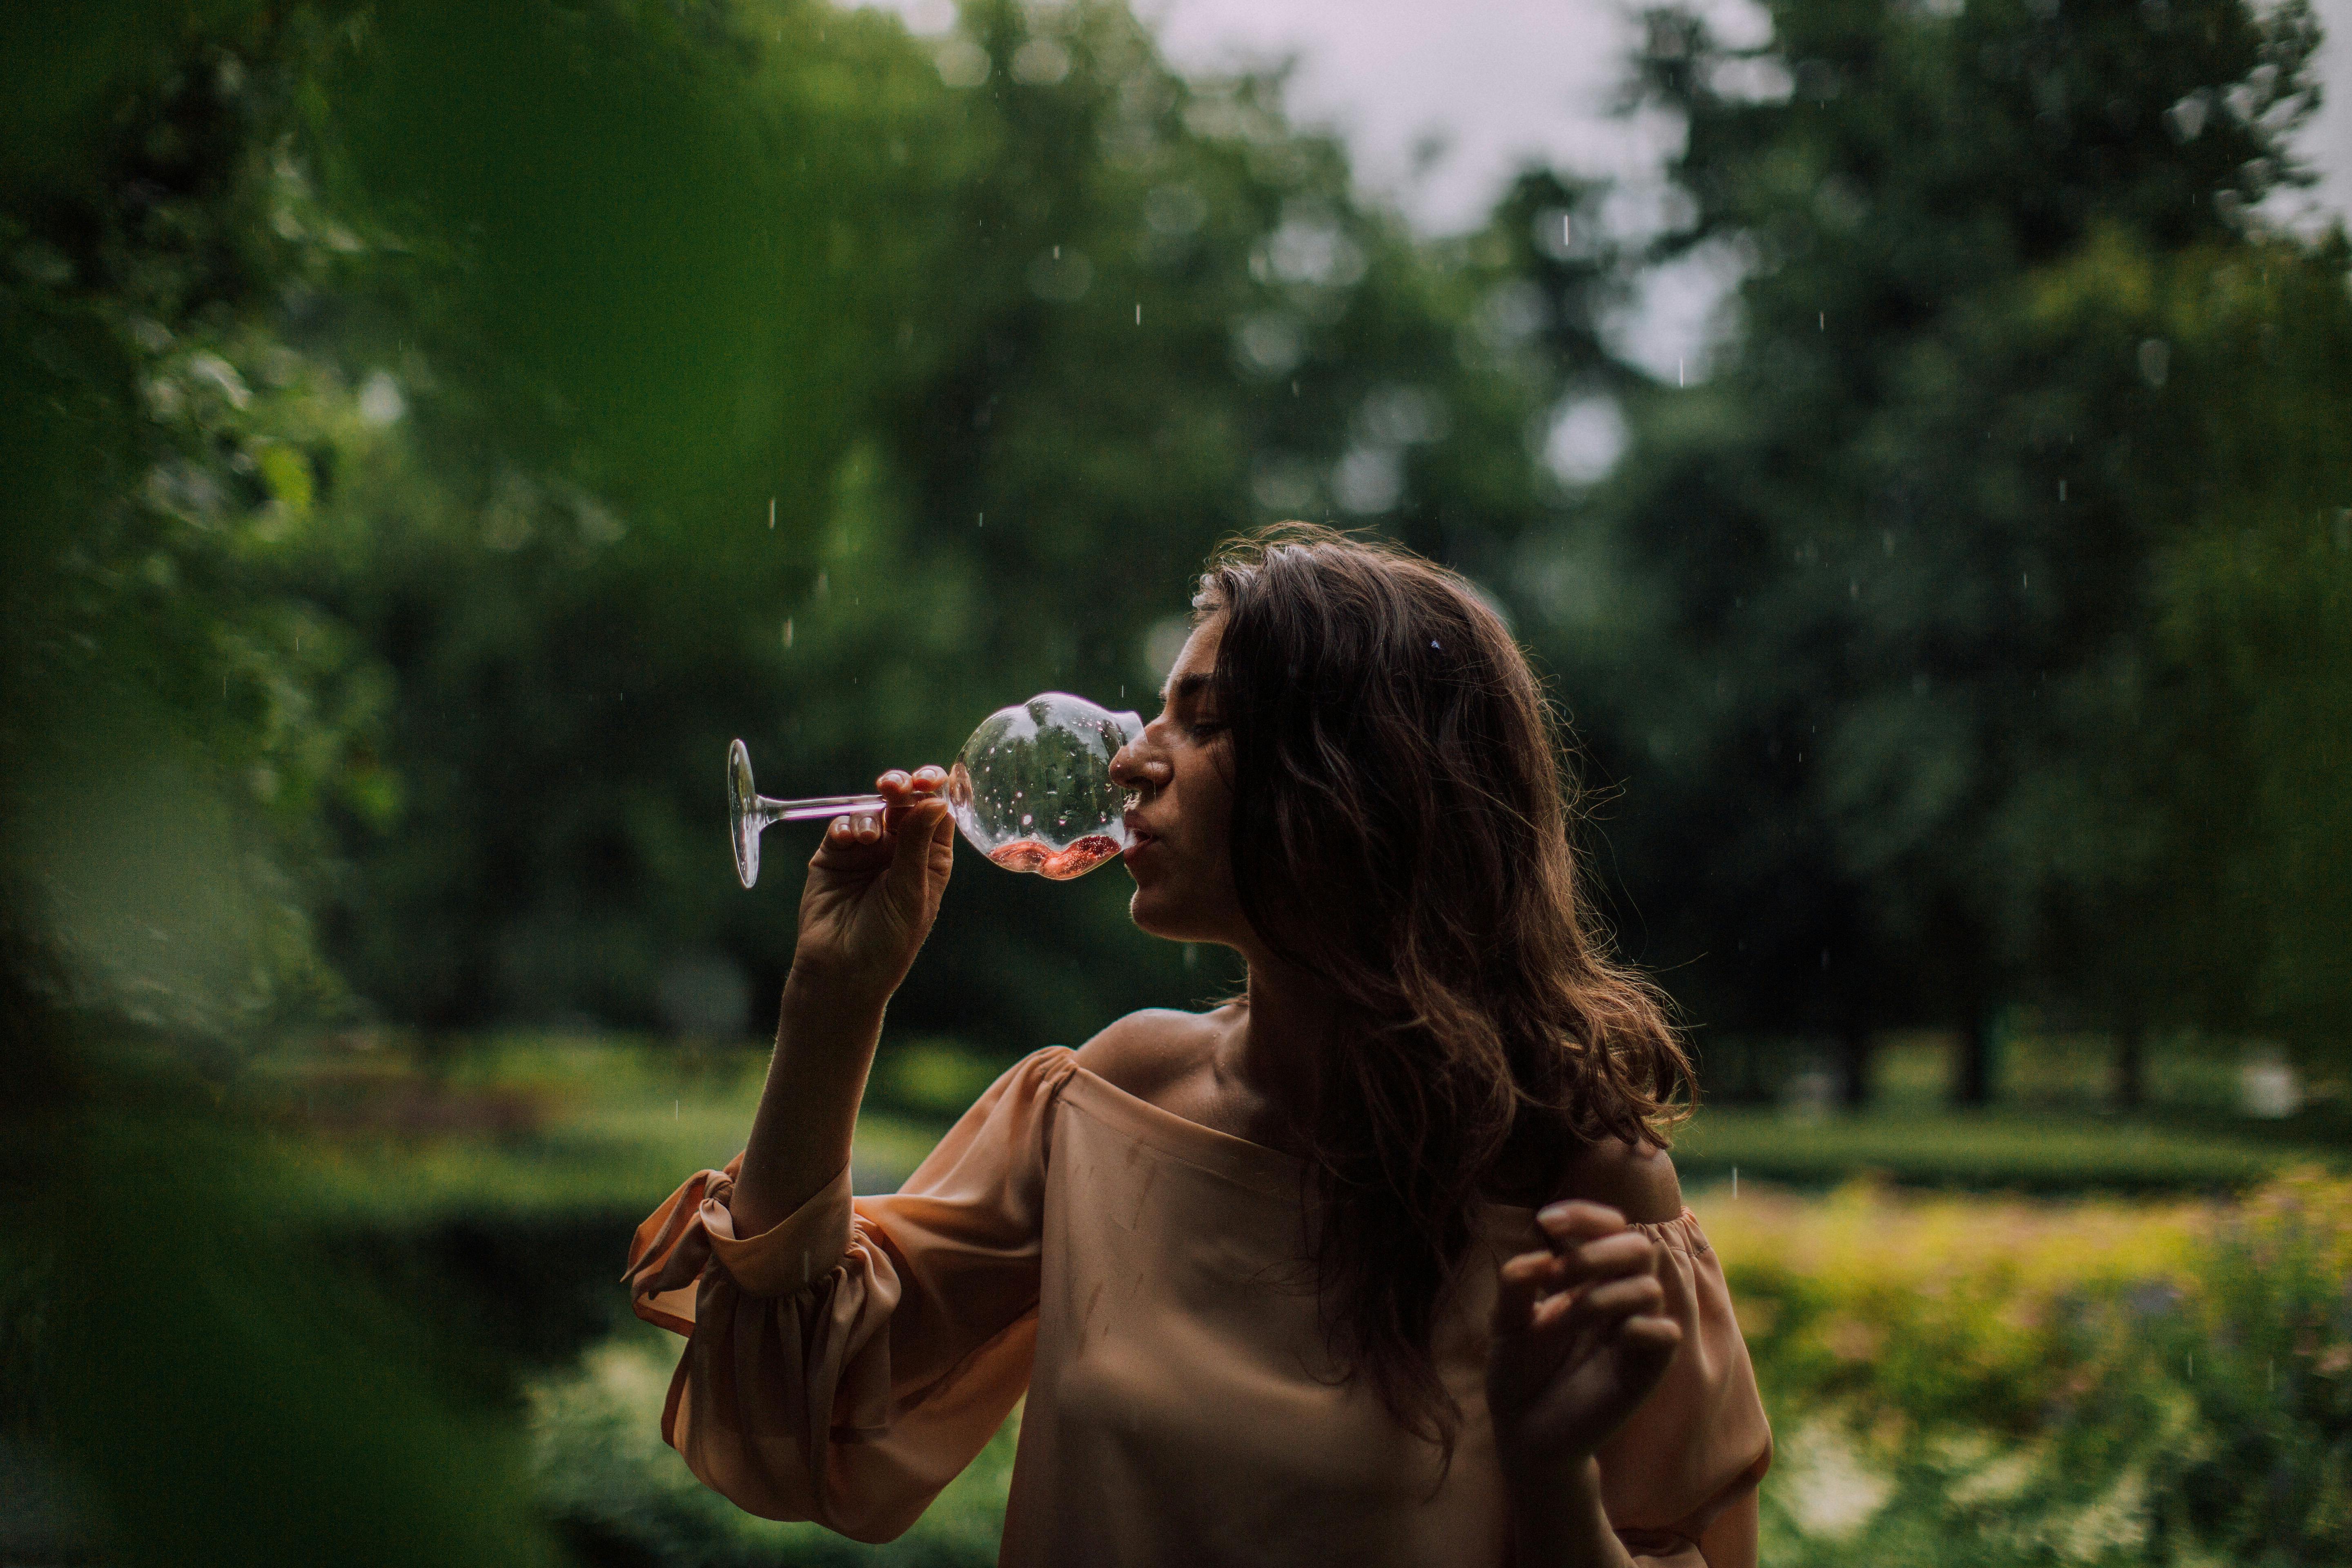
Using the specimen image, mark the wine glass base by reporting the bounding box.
[728,738,761,889]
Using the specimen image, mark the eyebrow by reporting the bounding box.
[1163,672,1214,707]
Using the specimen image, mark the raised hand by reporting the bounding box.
[789,764,956,1002]
[1486,1201,1684,1486]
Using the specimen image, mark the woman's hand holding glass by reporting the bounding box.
[788,766,956,1004]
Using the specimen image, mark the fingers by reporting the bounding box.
[837,808,889,846]
[1494,1249,1555,1336]
[1537,1199,1630,1248]
[875,765,949,804]
[1619,1314,1685,1357]
[824,812,884,850]
[818,767,950,853]
[822,801,950,859]
[1553,1272,1667,1337]
[1508,1229,1659,1295]
[879,765,951,833]
[1496,1232,1662,1340]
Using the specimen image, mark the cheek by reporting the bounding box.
[1180,766,1233,860]
[1182,781,1238,902]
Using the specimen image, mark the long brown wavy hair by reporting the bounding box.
[1197,524,1692,1459]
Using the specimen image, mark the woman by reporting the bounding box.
[628,527,1771,1567]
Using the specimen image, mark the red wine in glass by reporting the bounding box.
[985,834,1124,880]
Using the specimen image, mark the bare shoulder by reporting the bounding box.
[1074,1006,1230,1101]
[1553,1135,1685,1225]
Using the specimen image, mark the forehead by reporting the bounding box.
[1162,620,1232,705]
[1166,613,1223,688]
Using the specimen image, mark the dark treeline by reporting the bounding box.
[4,0,2347,1113]
[1564,0,2352,1104]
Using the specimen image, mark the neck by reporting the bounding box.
[1221,942,1342,1131]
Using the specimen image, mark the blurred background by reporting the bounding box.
[2,0,2348,1562]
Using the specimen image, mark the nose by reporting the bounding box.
[1110,729,1172,793]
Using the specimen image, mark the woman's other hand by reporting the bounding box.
[1486,1200,1683,1486]
[789,765,956,1002]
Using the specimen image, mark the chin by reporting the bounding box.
[1126,884,1175,938]
[1126,883,1239,950]
[1126,884,1199,943]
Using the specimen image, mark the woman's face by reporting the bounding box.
[1112,613,1248,948]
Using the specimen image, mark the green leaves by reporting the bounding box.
[1530,0,2352,1078]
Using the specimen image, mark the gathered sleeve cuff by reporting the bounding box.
[1597,1211,1774,1568]
[621,1046,1079,1543]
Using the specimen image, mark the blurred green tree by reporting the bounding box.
[305,0,1557,1051]
[0,6,603,1561]
[2070,234,2352,1079]
[1506,0,2341,1102]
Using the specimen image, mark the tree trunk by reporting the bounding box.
[2111,1018,2145,1111]
[1952,1005,1998,1107]
[1835,1021,1874,1110]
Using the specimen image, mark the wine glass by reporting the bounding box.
[729,692,1144,889]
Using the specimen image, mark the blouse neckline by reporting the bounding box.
[1063,1059,1541,1220]
[1063,1060,1304,1198]
[1060,1055,1702,1243]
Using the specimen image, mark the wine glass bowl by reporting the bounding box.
[727,692,1143,889]
[947,693,1143,880]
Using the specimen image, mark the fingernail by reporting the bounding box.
[1537,1202,1572,1224]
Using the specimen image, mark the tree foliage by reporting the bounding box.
[1506,0,2349,1096]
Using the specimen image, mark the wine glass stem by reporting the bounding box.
[753,791,889,826]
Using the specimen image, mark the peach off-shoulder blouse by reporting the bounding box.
[626,1047,1771,1567]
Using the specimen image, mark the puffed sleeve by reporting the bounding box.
[1597,1211,1773,1568]
[623,1046,1079,1543]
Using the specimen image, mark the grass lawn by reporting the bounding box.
[256,1035,949,1225]
[249,1029,2345,1226]
[1670,1105,2334,1192]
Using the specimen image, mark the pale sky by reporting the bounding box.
[861,0,2352,379]
[1143,0,2352,236]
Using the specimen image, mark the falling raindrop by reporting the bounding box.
[768,497,776,529]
